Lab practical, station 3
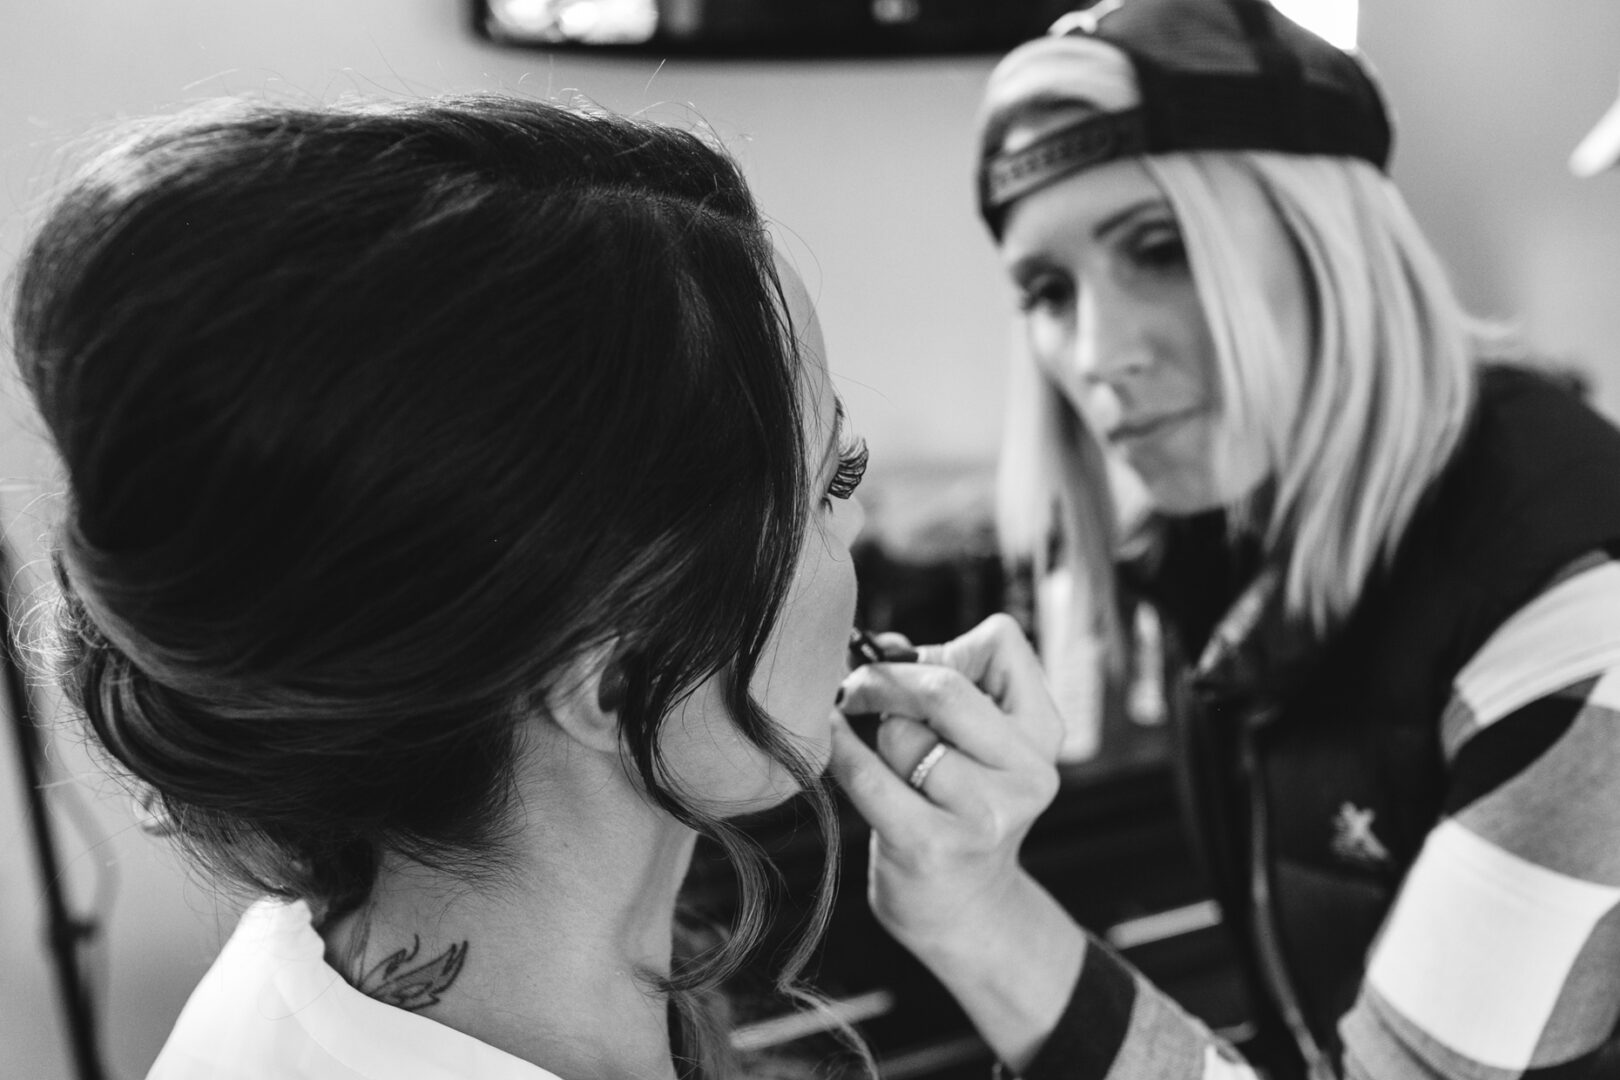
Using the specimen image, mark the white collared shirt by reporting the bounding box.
[148,899,564,1080]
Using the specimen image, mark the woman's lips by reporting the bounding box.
[1106,408,1198,444]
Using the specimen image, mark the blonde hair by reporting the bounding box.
[989,46,1489,664]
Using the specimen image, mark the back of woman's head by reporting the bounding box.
[12,95,814,920]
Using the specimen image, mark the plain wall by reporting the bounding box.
[1361,0,1620,414]
[1,1,1616,1078]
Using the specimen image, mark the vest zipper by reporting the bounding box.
[1241,729,1338,1080]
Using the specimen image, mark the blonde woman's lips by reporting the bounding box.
[1107,408,1198,444]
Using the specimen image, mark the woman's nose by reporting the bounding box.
[837,494,867,547]
[1074,285,1152,388]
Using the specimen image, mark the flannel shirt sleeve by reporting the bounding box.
[1018,555,1620,1080]
[1019,931,1258,1080]
[1338,554,1620,1078]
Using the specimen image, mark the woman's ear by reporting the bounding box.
[597,659,627,714]
[543,638,626,755]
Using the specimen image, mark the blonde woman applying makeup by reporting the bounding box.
[830,2,1620,1078]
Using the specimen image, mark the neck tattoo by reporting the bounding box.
[356,933,470,1011]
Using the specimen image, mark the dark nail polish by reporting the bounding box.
[848,627,884,668]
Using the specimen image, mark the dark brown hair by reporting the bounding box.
[13,94,840,1077]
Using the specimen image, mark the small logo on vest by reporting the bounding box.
[1331,802,1392,869]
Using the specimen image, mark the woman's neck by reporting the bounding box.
[321,780,700,1080]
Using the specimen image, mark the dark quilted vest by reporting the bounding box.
[1129,366,1620,1076]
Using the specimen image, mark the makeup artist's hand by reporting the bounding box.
[828,614,1086,1071]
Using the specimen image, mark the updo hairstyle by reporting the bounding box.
[11,96,833,988]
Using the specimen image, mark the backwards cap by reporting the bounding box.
[978,0,1393,231]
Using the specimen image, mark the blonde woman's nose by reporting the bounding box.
[1073,286,1152,388]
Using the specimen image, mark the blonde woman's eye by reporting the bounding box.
[1016,273,1073,313]
[1130,228,1189,273]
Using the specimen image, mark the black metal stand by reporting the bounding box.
[2,541,108,1080]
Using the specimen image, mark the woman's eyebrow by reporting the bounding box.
[1007,251,1058,284]
[1093,197,1175,243]
[1004,198,1174,281]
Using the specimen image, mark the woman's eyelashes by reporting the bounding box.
[822,437,869,509]
[1126,222,1189,274]
[1016,271,1073,314]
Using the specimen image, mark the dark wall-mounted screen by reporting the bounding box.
[473,0,1085,58]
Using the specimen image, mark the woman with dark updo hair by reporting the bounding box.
[12,94,871,1080]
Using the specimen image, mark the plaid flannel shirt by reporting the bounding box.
[1024,552,1620,1080]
